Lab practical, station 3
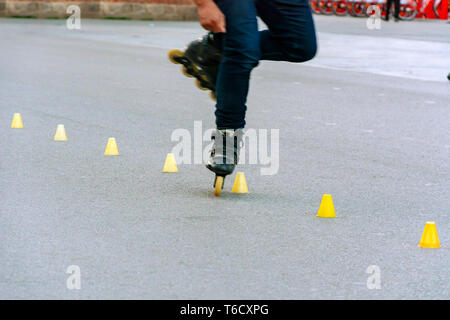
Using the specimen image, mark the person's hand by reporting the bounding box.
[196,1,226,33]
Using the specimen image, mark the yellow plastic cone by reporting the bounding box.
[162,153,178,172]
[419,222,440,248]
[317,194,336,218]
[231,172,248,193]
[54,124,67,141]
[11,113,23,128]
[104,137,119,156]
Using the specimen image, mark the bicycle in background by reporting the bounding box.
[309,0,445,20]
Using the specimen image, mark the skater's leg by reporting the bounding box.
[255,0,317,63]
[214,0,260,130]
[385,0,392,20]
[394,0,400,19]
[213,0,316,129]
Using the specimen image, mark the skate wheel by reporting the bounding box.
[214,176,224,196]
[182,66,194,78]
[210,91,216,101]
[168,49,184,64]
[195,79,208,91]
[191,64,200,73]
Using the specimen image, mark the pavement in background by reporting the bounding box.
[0,15,449,299]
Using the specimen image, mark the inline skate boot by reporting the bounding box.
[206,129,243,196]
[168,32,222,101]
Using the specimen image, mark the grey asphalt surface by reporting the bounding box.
[0,15,449,299]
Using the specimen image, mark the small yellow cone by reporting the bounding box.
[11,113,23,128]
[104,137,119,156]
[231,172,248,194]
[162,153,178,172]
[54,124,67,141]
[317,194,336,218]
[419,222,440,248]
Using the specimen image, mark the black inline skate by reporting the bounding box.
[168,32,222,101]
[206,129,243,196]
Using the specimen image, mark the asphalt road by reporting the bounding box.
[0,15,449,299]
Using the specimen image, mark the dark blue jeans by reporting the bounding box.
[214,0,317,129]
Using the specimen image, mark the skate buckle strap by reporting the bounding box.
[210,129,244,165]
